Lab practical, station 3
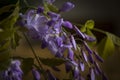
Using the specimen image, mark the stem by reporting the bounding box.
[23,33,47,80]
[23,33,42,68]
[92,28,107,34]
[23,0,29,7]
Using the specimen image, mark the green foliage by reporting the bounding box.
[106,32,120,46]
[80,20,94,32]
[97,35,115,59]
[0,59,11,71]
[39,57,66,67]
[22,58,34,74]
[43,2,58,13]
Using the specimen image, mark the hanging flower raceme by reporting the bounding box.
[19,0,107,80]
[0,60,23,80]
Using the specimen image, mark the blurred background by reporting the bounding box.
[6,0,120,79]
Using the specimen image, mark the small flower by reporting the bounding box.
[62,21,73,29]
[81,49,88,62]
[37,6,44,13]
[47,12,60,21]
[70,35,77,50]
[90,68,95,80]
[73,25,85,39]
[83,41,93,54]
[46,70,56,80]
[60,2,75,12]
[67,48,74,60]
[79,62,85,72]
[73,66,79,79]
[32,68,41,80]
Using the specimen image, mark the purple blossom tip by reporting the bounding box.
[83,41,93,54]
[79,62,85,72]
[62,21,73,29]
[70,35,77,50]
[67,48,74,60]
[84,34,96,42]
[90,68,95,80]
[60,2,75,12]
[81,50,88,62]
[93,51,104,63]
[32,68,41,80]
[37,7,44,13]
[73,25,85,39]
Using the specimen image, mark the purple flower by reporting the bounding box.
[47,12,60,21]
[79,62,85,72]
[62,21,73,29]
[65,62,72,73]
[37,6,44,13]
[84,34,96,42]
[2,60,23,80]
[73,67,79,79]
[70,35,77,50]
[32,68,41,80]
[67,48,74,60]
[81,50,88,62]
[94,62,102,75]
[46,70,56,80]
[90,68,95,80]
[60,2,75,12]
[93,51,104,63]
[83,41,93,54]
[73,25,85,39]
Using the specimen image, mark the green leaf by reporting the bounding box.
[0,59,11,71]
[106,32,120,46]
[97,35,115,59]
[39,57,66,67]
[47,4,58,13]
[0,1,19,29]
[0,40,10,51]
[85,20,95,29]
[80,25,86,32]
[22,58,34,74]
[0,29,14,43]
[43,2,58,13]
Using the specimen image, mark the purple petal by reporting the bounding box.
[70,35,77,50]
[60,2,75,12]
[41,39,48,49]
[84,34,96,42]
[32,68,41,80]
[74,67,79,78]
[93,51,104,63]
[94,62,102,75]
[81,50,88,62]
[67,48,74,60]
[62,21,73,29]
[47,12,60,21]
[47,20,55,26]
[37,6,44,13]
[47,70,56,80]
[55,37,63,47]
[79,62,85,72]
[88,54,94,63]
[90,68,95,80]
[73,25,85,39]
[83,41,93,54]
[65,62,72,73]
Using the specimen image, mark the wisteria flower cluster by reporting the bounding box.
[2,0,119,80]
